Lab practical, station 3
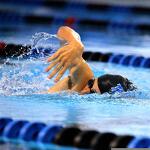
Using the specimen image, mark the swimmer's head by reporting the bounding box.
[97,74,136,94]
[81,74,136,94]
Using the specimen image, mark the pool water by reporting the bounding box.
[1,1,150,148]
[0,59,150,138]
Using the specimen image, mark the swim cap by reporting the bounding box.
[97,74,136,94]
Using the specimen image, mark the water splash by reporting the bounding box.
[0,32,61,95]
[31,32,57,48]
[17,32,60,59]
[0,60,53,95]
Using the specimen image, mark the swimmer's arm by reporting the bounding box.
[46,26,84,82]
[55,27,94,91]
[70,58,94,92]
[47,58,93,93]
[46,26,93,92]
[48,77,69,93]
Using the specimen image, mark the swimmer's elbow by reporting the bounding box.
[57,26,70,39]
[78,42,84,51]
[57,26,83,45]
[58,26,71,34]
[47,89,56,94]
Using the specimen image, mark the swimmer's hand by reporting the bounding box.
[45,40,84,82]
[45,26,84,82]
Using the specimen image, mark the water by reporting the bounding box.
[0,30,150,149]
[1,1,150,148]
[0,59,150,137]
[31,32,57,48]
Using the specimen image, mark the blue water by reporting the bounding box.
[0,24,150,150]
[1,1,150,149]
[0,59,150,138]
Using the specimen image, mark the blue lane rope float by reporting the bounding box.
[119,55,135,66]
[18,122,46,142]
[128,137,150,148]
[108,54,124,64]
[37,125,63,144]
[129,56,145,67]
[0,118,150,149]
[0,118,13,136]
[2,120,29,140]
[141,58,150,68]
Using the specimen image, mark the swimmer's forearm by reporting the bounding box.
[69,57,94,92]
[48,77,69,92]
[57,26,84,60]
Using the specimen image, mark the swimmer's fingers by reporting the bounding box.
[46,50,69,72]
[48,62,63,79]
[56,51,69,62]
[47,46,68,62]
[47,53,58,62]
[45,60,59,72]
[55,64,68,82]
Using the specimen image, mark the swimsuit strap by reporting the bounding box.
[68,75,72,89]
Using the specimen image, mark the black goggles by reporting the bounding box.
[87,78,96,93]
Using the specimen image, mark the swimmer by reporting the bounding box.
[46,26,135,94]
